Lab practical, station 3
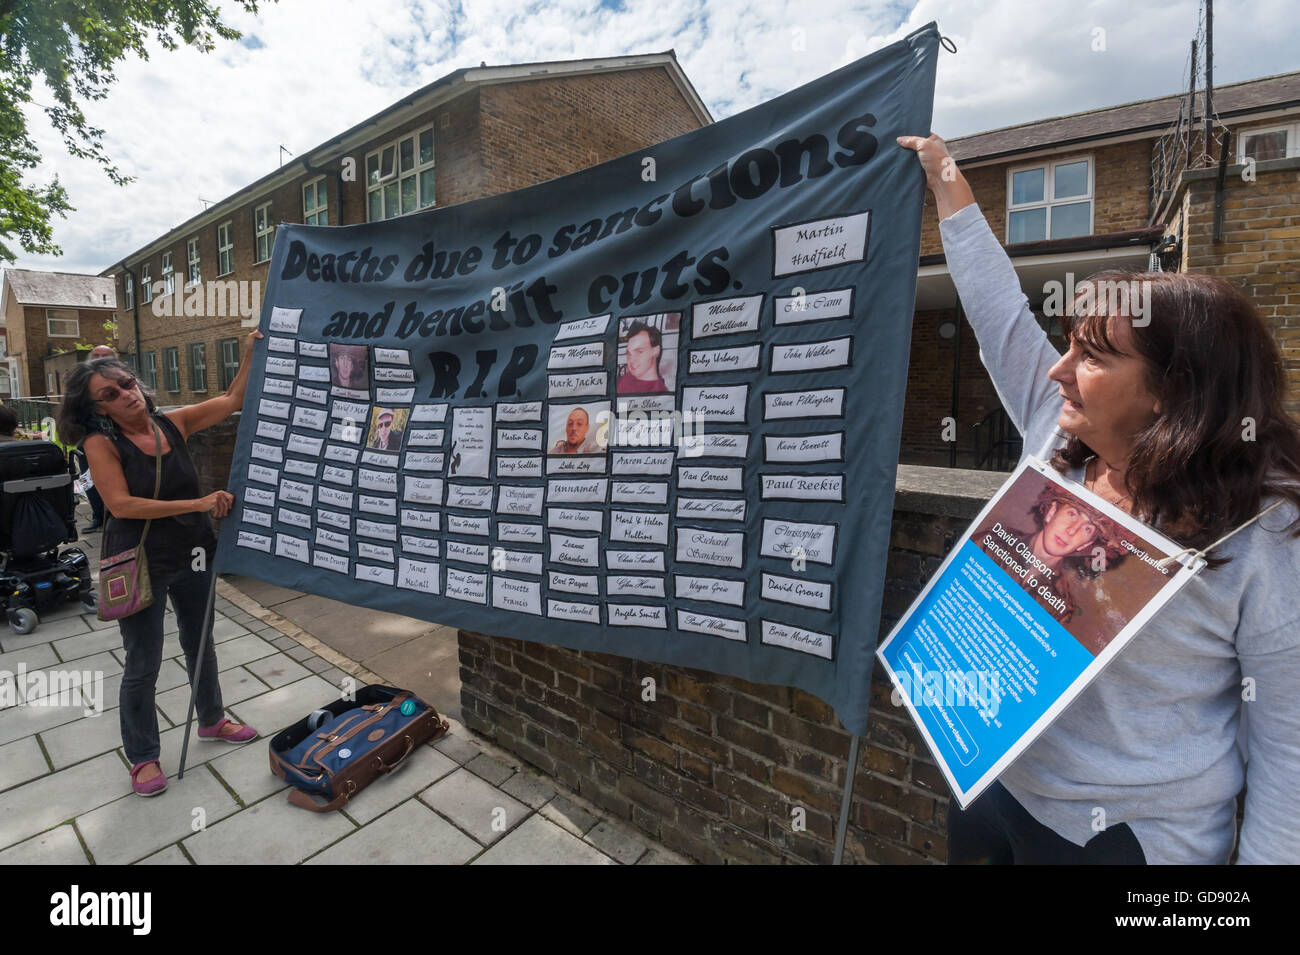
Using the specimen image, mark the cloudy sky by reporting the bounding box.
[12,0,1296,275]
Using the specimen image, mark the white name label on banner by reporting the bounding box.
[446,483,492,509]
[450,407,493,478]
[772,211,870,278]
[497,522,544,544]
[286,434,324,457]
[688,344,761,374]
[356,564,395,586]
[549,534,600,567]
[400,508,438,530]
[293,407,328,431]
[761,572,832,611]
[274,533,309,563]
[263,377,294,397]
[609,575,665,598]
[398,558,439,593]
[681,385,747,423]
[375,347,411,366]
[314,550,349,575]
[317,508,351,530]
[496,456,542,478]
[674,575,745,607]
[548,372,608,398]
[608,550,665,572]
[358,469,398,494]
[446,568,487,604]
[410,403,449,423]
[677,467,743,491]
[763,388,845,420]
[244,486,275,508]
[760,519,836,565]
[677,610,747,642]
[242,507,272,528]
[610,510,669,545]
[676,497,746,521]
[496,401,543,422]
[549,571,600,596]
[608,604,667,628]
[547,600,600,623]
[547,479,607,504]
[269,306,302,333]
[763,432,843,462]
[259,398,290,419]
[610,451,675,475]
[498,485,544,516]
[761,619,833,660]
[772,286,854,325]
[548,341,605,369]
[237,531,272,552]
[256,420,287,441]
[299,341,328,358]
[492,577,541,615]
[401,535,440,558]
[446,514,489,536]
[771,337,852,373]
[318,486,353,510]
[610,480,668,504]
[546,508,604,533]
[761,474,844,501]
[553,314,611,341]
[496,428,543,450]
[401,476,442,504]
[691,295,763,338]
[676,528,744,568]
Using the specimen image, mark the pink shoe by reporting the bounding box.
[198,717,258,744]
[130,760,168,797]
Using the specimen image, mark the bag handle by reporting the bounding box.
[373,735,415,774]
[286,786,353,813]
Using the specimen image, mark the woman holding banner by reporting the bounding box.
[898,134,1300,865]
[55,330,263,797]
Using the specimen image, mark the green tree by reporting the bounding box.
[0,0,265,263]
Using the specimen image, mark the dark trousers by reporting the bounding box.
[117,567,225,765]
[948,782,1147,864]
[87,484,105,526]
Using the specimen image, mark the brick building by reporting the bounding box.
[903,69,1300,467]
[0,269,119,397]
[102,53,710,406]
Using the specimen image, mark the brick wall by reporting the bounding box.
[458,466,1005,864]
[11,306,116,397]
[1178,157,1300,416]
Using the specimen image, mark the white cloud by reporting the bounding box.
[13,0,1296,275]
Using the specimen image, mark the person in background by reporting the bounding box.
[55,331,263,797]
[0,405,20,443]
[73,345,117,531]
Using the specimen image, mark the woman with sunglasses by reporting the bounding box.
[56,330,263,797]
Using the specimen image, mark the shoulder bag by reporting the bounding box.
[97,420,163,621]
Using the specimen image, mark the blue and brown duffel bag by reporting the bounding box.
[269,684,449,812]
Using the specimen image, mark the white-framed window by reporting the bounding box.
[254,201,274,263]
[188,342,207,392]
[365,126,435,221]
[218,337,241,389]
[186,237,201,287]
[164,347,180,392]
[1238,122,1299,163]
[161,251,175,296]
[302,178,329,226]
[47,308,80,338]
[124,273,134,310]
[142,351,158,391]
[47,372,57,395]
[217,221,234,276]
[140,264,152,304]
[1006,155,1094,244]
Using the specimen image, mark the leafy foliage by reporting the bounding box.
[0,1,264,263]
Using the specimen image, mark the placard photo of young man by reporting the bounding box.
[969,469,1172,656]
[365,406,410,452]
[616,313,679,396]
[548,402,610,455]
[330,343,370,398]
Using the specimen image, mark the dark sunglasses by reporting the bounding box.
[95,376,139,404]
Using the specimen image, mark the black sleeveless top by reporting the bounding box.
[102,412,217,572]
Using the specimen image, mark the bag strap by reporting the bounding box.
[135,419,165,551]
[287,785,353,813]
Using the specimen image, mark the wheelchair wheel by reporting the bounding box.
[9,608,38,635]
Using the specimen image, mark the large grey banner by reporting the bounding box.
[216,23,939,734]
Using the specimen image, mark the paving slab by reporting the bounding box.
[303,656,332,674]
[213,617,253,642]
[276,595,430,661]
[0,692,91,747]
[30,615,94,644]
[227,674,339,738]
[41,708,125,769]
[474,813,616,865]
[98,658,189,713]
[585,819,651,864]
[340,744,458,825]
[78,765,240,864]
[285,643,316,663]
[432,732,481,765]
[0,823,88,865]
[54,648,124,680]
[51,626,120,661]
[136,845,190,865]
[0,736,51,791]
[244,652,311,688]
[308,798,479,865]
[465,753,514,786]
[205,736,289,805]
[193,632,279,671]
[500,770,557,810]
[222,575,301,608]
[637,847,691,865]
[155,665,268,725]
[0,642,59,674]
[360,624,461,721]
[0,753,125,851]
[183,791,354,864]
[540,795,599,837]
[418,768,528,845]
[270,635,299,651]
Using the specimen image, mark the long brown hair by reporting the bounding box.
[55,358,158,447]
[1051,270,1300,559]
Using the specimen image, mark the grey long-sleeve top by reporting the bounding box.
[939,202,1300,864]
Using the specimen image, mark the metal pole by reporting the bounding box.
[177,565,219,780]
[833,734,863,864]
[1203,0,1213,165]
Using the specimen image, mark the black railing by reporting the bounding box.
[971,407,1022,472]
